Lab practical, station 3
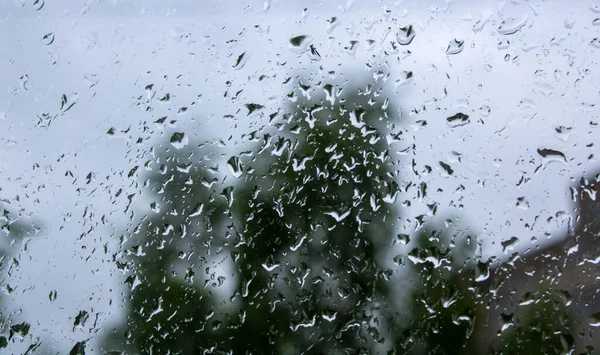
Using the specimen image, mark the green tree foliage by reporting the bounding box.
[102,72,575,354]
[0,202,43,351]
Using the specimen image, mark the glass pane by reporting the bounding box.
[1,0,599,353]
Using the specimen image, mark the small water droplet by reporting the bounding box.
[516,196,529,210]
[564,16,576,29]
[439,161,454,175]
[590,312,600,327]
[33,0,44,10]
[42,32,55,45]
[473,11,492,32]
[69,341,86,355]
[519,292,535,306]
[501,236,519,253]
[324,207,351,222]
[232,51,249,69]
[188,203,204,217]
[326,17,339,34]
[396,25,416,45]
[226,156,243,178]
[394,71,413,89]
[245,103,264,115]
[498,16,528,35]
[499,313,514,333]
[396,233,410,245]
[73,310,89,331]
[289,35,311,53]
[169,132,188,149]
[446,39,464,55]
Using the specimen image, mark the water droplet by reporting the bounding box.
[69,341,86,355]
[73,310,89,331]
[446,39,464,55]
[169,132,188,149]
[396,25,416,45]
[499,313,514,333]
[290,235,307,251]
[474,260,490,282]
[324,208,351,222]
[396,233,410,245]
[33,0,44,10]
[439,161,454,175]
[498,16,528,35]
[349,108,365,128]
[519,292,535,306]
[232,51,249,69]
[245,103,264,115]
[308,44,321,61]
[555,126,573,142]
[227,156,243,178]
[188,203,204,217]
[589,312,600,327]
[395,71,413,88]
[289,35,311,53]
[518,98,536,109]
[326,17,340,34]
[497,39,510,50]
[446,113,470,128]
[564,17,576,29]
[537,148,566,162]
[382,181,400,203]
[501,236,519,253]
[473,11,492,32]
[9,322,30,341]
[42,32,55,45]
[516,196,530,210]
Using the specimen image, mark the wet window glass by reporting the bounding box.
[2,1,600,353]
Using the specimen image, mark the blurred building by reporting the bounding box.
[484,172,600,352]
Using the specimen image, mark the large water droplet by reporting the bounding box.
[537,148,567,163]
[446,113,470,128]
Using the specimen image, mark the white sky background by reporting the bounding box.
[1,0,599,352]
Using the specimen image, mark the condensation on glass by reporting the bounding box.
[1,0,599,353]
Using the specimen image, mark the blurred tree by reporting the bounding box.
[399,227,484,354]
[102,72,494,354]
[0,202,43,352]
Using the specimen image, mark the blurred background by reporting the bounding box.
[1,0,599,353]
